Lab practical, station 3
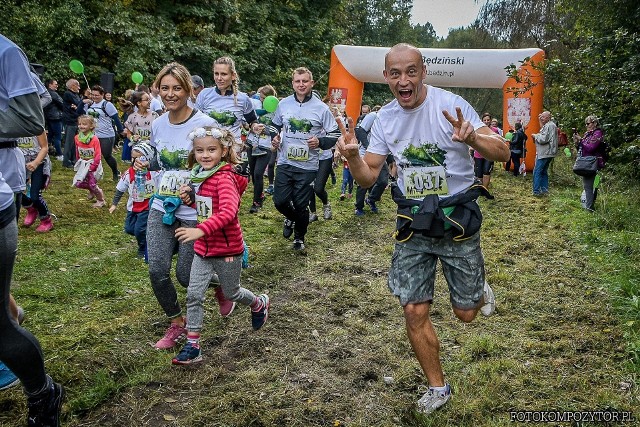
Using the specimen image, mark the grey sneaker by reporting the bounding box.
[323,204,332,220]
[292,239,305,251]
[480,281,495,316]
[309,212,318,222]
[417,383,451,415]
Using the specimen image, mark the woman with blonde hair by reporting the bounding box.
[137,62,218,349]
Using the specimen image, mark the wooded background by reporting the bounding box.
[2,0,638,176]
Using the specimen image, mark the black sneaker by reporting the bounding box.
[27,382,64,427]
[251,294,270,330]
[283,219,294,239]
[365,198,379,213]
[249,203,260,214]
[292,239,305,251]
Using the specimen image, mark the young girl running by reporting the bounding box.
[18,131,53,231]
[172,126,269,365]
[73,115,106,208]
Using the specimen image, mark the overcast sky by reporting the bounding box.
[411,0,488,37]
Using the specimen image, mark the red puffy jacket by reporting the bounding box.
[193,164,248,257]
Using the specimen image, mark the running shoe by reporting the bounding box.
[283,218,294,239]
[292,239,305,251]
[0,362,19,390]
[265,184,274,195]
[417,383,451,415]
[354,208,365,216]
[172,342,203,365]
[309,212,318,222]
[27,381,64,427]
[215,286,236,317]
[249,202,261,214]
[154,323,187,349]
[251,294,270,331]
[323,204,332,220]
[365,198,379,213]
[480,281,496,316]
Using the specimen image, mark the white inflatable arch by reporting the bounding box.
[327,45,545,171]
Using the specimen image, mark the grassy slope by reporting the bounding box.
[0,153,638,426]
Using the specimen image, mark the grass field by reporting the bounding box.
[1,152,638,426]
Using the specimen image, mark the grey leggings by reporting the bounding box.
[147,209,196,319]
[186,254,255,332]
[0,205,50,396]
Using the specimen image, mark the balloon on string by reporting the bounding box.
[131,72,144,84]
[69,59,84,74]
[564,147,571,157]
[263,95,279,113]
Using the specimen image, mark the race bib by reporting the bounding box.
[158,170,190,197]
[240,150,249,162]
[195,195,213,223]
[287,145,309,161]
[403,166,449,198]
[17,137,32,149]
[137,129,151,140]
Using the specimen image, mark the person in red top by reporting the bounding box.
[73,115,106,207]
[172,126,270,365]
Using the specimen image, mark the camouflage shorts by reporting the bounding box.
[388,231,485,309]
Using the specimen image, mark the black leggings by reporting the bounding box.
[21,164,50,218]
[0,204,49,395]
[99,136,118,178]
[248,150,270,205]
[273,165,316,241]
[309,157,332,212]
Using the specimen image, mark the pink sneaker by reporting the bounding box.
[35,216,53,232]
[23,207,38,227]
[154,323,187,349]
[214,286,236,317]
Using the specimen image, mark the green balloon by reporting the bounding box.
[69,59,84,74]
[263,95,279,113]
[564,147,571,157]
[131,71,144,84]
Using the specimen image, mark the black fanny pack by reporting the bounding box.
[0,140,18,149]
[391,182,494,242]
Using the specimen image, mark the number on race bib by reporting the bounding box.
[403,166,449,198]
[287,145,309,161]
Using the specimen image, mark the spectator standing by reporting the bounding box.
[43,79,63,160]
[532,111,558,196]
[61,78,84,167]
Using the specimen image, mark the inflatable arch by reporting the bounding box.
[327,45,545,171]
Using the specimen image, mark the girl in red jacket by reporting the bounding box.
[173,126,269,365]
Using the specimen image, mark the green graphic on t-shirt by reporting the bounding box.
[288,117,313,133]
[208,111,236,126]
[159,147,189,169]
[401,143,446,167]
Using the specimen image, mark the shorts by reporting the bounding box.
[388,231,485,309]
[474,157,494,178]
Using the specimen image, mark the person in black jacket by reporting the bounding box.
[508,122,527,177]
[61,78,84,168]
[43,79,64,159]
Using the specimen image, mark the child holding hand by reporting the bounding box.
[109,142,158,261]
[73,115,105,207]
[173,126,269,365]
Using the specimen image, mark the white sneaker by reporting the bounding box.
[417,383,451,414]
[55,155,63,161]
[480,281,495,316]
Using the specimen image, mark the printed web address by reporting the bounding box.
[427,70,454,78]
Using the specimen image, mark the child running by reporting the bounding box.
[109,142,158,261]
[73,115,105,208]
[173,126,270,365]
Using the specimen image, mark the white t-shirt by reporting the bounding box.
[87,100,119,138]
[367,85,483,199]
[272,95,338,171]
[150,110,217,221]
[195,88,255,142]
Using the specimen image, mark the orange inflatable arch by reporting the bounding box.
[327,45,545,171]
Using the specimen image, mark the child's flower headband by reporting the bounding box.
[188,127,231,146]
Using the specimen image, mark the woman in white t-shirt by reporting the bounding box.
[137,63,218,350]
